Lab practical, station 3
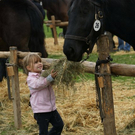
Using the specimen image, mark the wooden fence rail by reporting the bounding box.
[1,51,135,77]
[0,51,41,58]
[44,15,68,45]
[0,44,135,134]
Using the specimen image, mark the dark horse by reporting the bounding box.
[31,0,45,19]
[0,0,48,81]
[63,0,135,61]
[41,0,72,36]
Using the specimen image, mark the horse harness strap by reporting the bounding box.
[95,56,113,122]
[65,0,104,56]
[65,35,88,42]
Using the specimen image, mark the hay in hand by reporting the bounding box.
[41,58,85,89]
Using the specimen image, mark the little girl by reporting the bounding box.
[23,54,64,135]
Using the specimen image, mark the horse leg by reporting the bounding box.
[0,38,9,51]
[0,58,7,82]
[0,38,9,82]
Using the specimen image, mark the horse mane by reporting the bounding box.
[69,0,80,11]
[69,0,74,8]
[69,0,90,13]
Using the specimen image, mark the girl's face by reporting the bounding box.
[27,60,43,73]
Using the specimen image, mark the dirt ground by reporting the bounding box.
[0,37,135,135]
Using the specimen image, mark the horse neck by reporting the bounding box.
[103,0,135,44]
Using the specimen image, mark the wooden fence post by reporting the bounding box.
[97,35,117,135]
[51,15,59,45]
[10,46,22,128]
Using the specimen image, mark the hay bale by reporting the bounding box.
[41,58,85,89]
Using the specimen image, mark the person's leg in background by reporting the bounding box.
[118,37,125,50]
[124,42,131,51]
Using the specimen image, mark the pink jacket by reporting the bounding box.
[27,72,56,113]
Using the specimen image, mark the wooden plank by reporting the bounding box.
[49,25,53,28]
[110,63,135,76]
[97,35,116,135]
[10,46,22,129]
[44,20,61,24]
[0,51,41,58]
[98,76,104,88]
[46,22,69,27]
[7,66,14,76]
[56,22,68,27]
[82,61,135,77]
[0,51,10,58]
[42,59,135,77]
[51,16,58,45]
[1,51,135,77]
[17,51,41,58]
[16,57,135,77]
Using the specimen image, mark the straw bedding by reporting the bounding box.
[0,72,135,135]
[41,57,85,89]
[0,38,135,134]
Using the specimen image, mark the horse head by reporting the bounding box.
[63,0,104,62]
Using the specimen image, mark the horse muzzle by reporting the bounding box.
[63,41,83,62]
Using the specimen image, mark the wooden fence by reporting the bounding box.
[44,15,68,45]
[0,37,135,134]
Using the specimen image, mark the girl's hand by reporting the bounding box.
[51,69,57,79]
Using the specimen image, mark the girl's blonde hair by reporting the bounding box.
[23,54,41,75]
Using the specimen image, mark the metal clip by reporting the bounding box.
[98,11,103,19]
[95,14,98,20]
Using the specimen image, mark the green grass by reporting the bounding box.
[47,52,135,83]
[48,54,63,59]
[48,52,135,64]
[43,10,63,38]
[43,24,63,38]
[111,53,135,64]
[86,52,135,83]
[87,52,135,81]
[84,52,135,64]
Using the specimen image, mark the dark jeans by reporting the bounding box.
[34,110,64,135]
[118,37,131,51]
